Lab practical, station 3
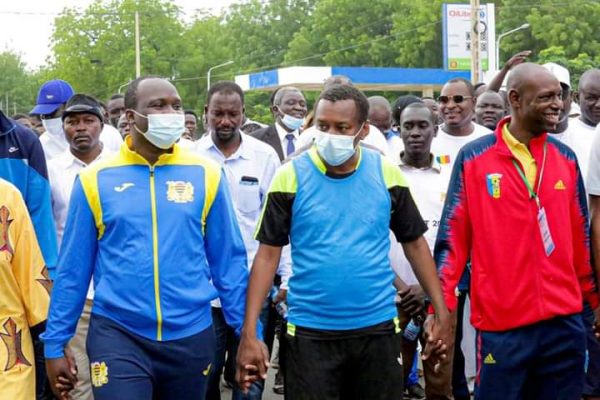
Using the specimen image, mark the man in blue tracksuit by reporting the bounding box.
[0,109,57,275]
[42,77,249,400]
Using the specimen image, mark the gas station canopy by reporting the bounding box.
[235,66,471,95]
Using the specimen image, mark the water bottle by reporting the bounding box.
[275,301,288,319]
[271,287,288,319]
[402,315,424,341]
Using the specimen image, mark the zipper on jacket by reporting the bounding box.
[149,166,163,340]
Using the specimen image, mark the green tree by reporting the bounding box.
[285,0,395,66]
[48,0,185,102]
[0,51,39,114]
[498,0,600,68]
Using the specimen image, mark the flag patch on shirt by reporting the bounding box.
[486,173,503,199]
[436,155,450,165]
[554,180,566,190]
[166,181,194,203]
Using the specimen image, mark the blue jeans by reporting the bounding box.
[207,303,270,400]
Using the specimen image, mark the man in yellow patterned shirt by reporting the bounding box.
[0,178,50,399]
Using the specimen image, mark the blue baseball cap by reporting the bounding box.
[30,79,74,115]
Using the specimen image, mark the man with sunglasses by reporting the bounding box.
[431,78,492,172]
[435,63,600,399]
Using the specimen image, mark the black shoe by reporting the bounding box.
[406,383,425,400]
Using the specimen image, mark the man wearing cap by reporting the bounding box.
[31,79,123,161]
[42,76,250,400]
[47,94,114,400]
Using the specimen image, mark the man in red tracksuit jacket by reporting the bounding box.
[433,63,600,400]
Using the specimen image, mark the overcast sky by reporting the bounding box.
[0,0,237,70]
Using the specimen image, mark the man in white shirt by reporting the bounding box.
[544,63,596,179]
[583,68,600,400]
[47,94,113,400]
[431,78,491,171]
[195,81,290,400]
[570,68,600,179]
[368,96,403,164]
[251,86,308,161]
[389,103,452,400]
[31,80,123,161]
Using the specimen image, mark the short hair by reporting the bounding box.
[400,102,435,124]
[124,75,162,109]
[11,113,30,120]
[316,84,369,124]
[109,93,124,101]
[444,78,475,97]
[392,95,423,125]
[367,96,392,113]
[269,88,280,107]
[323,75,352,89]
[184,110,198,119]
[206,81,244,105]
[273,86,303,107]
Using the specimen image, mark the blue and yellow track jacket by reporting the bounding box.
[42,138,249,358]
[0,110,58,277]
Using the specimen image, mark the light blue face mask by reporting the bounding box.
[280,113,305,131]
[315,123,364,166]
[133,111,185,149]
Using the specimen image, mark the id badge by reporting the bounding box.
[537,207,555,256]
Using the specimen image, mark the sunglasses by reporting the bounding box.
[437,95,473,104]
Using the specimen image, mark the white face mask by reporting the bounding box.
[133,111,185,149]
[315,123,364,166]
[42,117,65,138]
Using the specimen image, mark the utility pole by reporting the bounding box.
[135,11,141,78]
[470,0,481,84]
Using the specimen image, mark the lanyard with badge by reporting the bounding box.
[511,142,555,256]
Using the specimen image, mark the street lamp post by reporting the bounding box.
[495,23,530,70]
[118,80,133,94]
[206,60,234,89]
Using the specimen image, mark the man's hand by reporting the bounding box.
[236,334,270,393]
[398,284,426,317]
[46,347,78,400]
[422,310,453,372]
[273,289,287,305]
[503,50,531,70]
[594,306,600,340]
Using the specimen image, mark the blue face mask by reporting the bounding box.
[133,111,185,149]
[280,113,305,131]
[314,123,364,166]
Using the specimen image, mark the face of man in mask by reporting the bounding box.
[126,78,184,150]
[314,98,368,167]
[273,89,308,131]
[40,104,67,137]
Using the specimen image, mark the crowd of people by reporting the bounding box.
[0,52,599,400]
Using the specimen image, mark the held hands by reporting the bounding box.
[46,347,78,400]
[236,334,270,393]
[422,310,453,373]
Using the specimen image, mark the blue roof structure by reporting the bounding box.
[235,66,471,92]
